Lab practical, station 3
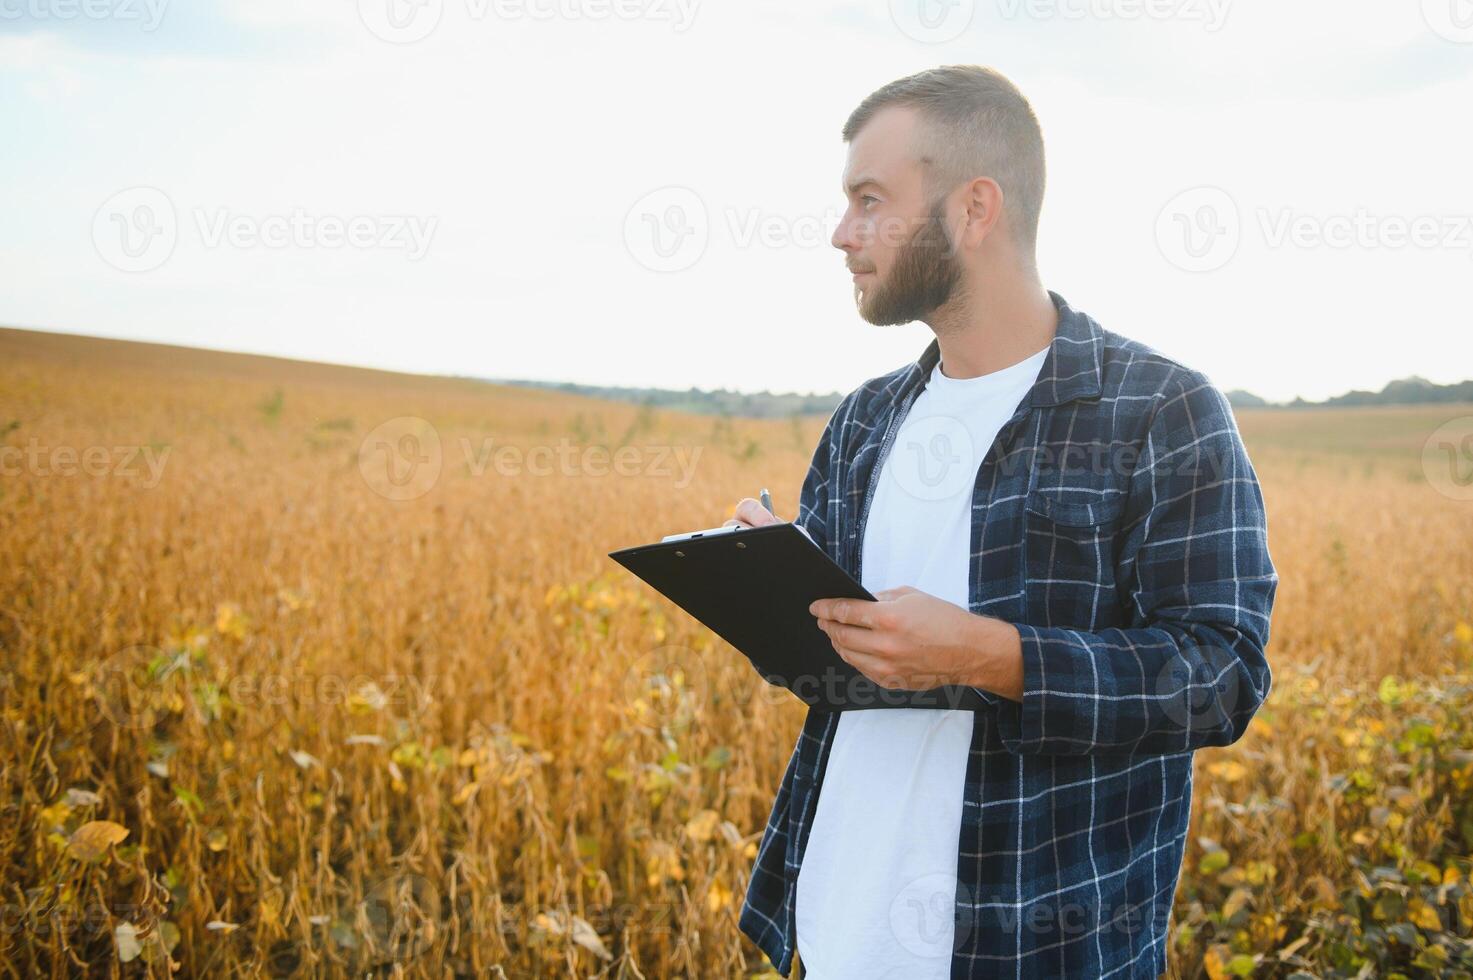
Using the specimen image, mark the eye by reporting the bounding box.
[861,195,879,209]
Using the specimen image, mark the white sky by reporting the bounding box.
[2,0,1471,402]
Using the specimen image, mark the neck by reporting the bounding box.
[925,265,1058,380]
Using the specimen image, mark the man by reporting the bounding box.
[727,66,1277,979]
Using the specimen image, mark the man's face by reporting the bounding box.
[832,106,962,326]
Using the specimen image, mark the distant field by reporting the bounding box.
[1237,403,1473,465]
[2,327,1471,978]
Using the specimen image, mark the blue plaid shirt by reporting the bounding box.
[739,290,1277,979]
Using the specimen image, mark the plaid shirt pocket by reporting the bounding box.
[1023,489,1126,628]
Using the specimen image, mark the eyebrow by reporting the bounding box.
[842,175,886,196]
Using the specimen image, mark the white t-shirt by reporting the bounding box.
[794,344,1050,979]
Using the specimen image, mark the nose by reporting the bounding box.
[831,204,863,255]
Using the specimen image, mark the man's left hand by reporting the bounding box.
[809,586,1024,701]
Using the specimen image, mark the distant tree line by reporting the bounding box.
[481,378,845,418]
[1228,376,1473,410]
[478,375,1472,418]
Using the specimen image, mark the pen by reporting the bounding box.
[759,487,774,516]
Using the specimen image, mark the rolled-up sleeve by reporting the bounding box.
[994,373,1277,755]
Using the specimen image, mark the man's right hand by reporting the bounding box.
[723,497,781,529]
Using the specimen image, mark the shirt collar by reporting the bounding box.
[906,289,1105,409]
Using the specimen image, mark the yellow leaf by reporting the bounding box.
[215,602,248,639]
[69,820,130,862]
[685,809,721,843]
[1221,886,1253,922]
[1207,760,1249,783]
[707,878,733,912]
[347,682,387,714]
[1409,898,1442,932]
[206,829,228,852]
[39,801,73,831]
[644,841,684,887]
[259,890,282,927]
[276,587,309,611]
[1204,944,1232,980]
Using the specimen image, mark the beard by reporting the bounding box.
[855,197,963,326]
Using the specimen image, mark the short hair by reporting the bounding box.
[842,65,1047,253]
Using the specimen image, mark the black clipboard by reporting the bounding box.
[608,523,990,712]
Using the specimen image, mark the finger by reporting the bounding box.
[818,619,889,656]
[833,647,910,690]
[725,501,758,528]
[733,497,780,527]
[811,598,874,628]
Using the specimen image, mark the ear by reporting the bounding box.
[958,176,1004,248]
